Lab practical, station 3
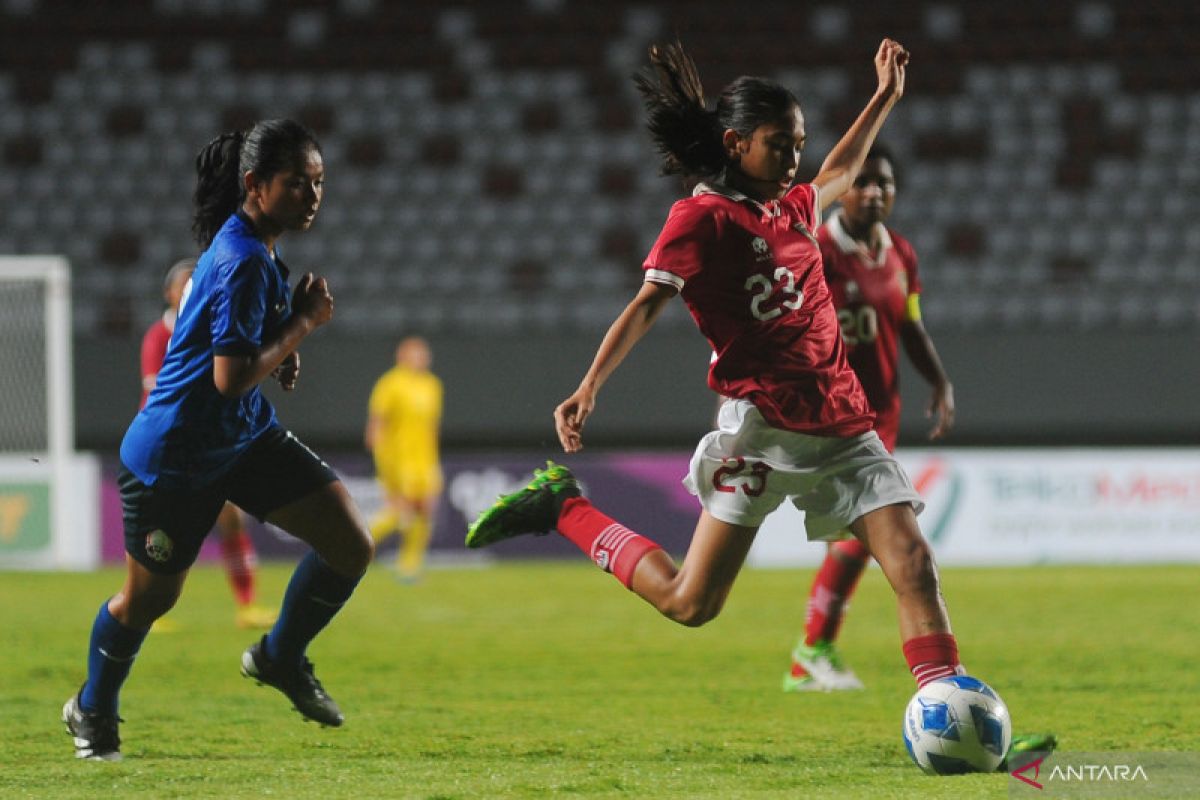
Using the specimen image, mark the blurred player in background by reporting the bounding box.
[63,119,373,761]
[141,257,277,631]
[365,336,443,582]
[783,145,954,692]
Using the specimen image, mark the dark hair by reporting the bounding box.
[634,41,800,178]
[191,118,322,248]
[865,143,901,189]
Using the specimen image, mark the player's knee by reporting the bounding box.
[307,520,374,578]
[339,524,375,576]
[145,583,182,612]
[358,527,376,567]
[662,594,724,628]
[120,584,182,627]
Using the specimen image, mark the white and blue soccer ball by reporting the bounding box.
[902,675,1012,775]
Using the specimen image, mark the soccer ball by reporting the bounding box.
[902,675,1012,775]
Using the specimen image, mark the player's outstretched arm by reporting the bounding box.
[813,38,908,211]
[554,281,675,453]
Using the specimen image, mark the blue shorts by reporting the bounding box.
[119,426,338,574]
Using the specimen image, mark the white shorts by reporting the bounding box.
[683,399,924,540]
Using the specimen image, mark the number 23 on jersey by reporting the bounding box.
[745,266,804,321]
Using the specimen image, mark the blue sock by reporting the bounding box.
[265,551,360,667]
[79,601,149,716]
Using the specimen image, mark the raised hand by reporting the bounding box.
[292,272,333,328]
[874,38,909,101]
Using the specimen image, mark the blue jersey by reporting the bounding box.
[121,212,293,488]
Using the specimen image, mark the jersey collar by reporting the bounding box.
[233,209,291,280]
[234,208,258,234]
[828,211,892,267]
[693,177,782,218]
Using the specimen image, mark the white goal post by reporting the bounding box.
[0,256,98,570]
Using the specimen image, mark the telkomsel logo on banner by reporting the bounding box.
[1008,752,1199,798]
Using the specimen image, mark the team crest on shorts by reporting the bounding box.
[145,529,174,563]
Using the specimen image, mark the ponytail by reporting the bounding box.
[192,130,245,249]
[190,119,322,250]
[633,41,726,178]
[634,41,802,181]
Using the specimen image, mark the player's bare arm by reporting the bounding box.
[213,273,332,398]
[899,319,955,439]
[813,39,908,211]
[555,281,675,453]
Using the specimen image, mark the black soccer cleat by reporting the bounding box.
[62,689,122,761]
[241,636,345,728]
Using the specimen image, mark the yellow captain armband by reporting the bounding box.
[905,293,922,322]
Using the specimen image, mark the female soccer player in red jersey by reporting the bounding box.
[468,39,978,697]
[782,145,955,692]
[63,119,373,761]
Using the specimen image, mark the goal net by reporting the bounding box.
[0,256,98,570]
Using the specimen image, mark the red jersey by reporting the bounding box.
[818,213,921,451]
[139,317,172,409]
[644,182,873,437]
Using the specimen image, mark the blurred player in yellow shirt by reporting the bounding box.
[365,337,443,581]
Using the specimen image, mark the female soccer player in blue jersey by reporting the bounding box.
[63,118,374,761]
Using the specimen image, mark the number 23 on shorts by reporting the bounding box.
[712,457,773,497]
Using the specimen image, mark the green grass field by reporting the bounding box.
[2,562,1196,799]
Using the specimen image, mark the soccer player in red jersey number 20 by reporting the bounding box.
[466,37,1016,748]
[783,145,956,692]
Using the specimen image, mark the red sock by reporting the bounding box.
[557,497,662,589]
[903,632,965,688]
[219,529,258,606]
[804,538,870,645]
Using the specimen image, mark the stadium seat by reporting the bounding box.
[0,0,1194,334]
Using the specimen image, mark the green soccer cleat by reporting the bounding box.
[782,662,824,693]
[791,639,865,691]
[465,462,581,549]
[999,731,1058,772]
